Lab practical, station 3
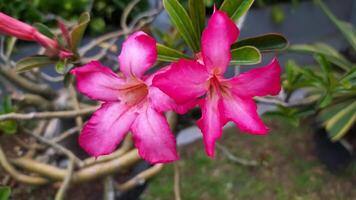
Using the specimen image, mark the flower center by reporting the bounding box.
[208,75,231,97]
[117,80,148,107]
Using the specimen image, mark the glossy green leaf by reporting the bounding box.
[16,56,56,73]
[317,0,356,51]
[230,46,261,65]
[232,34,288,52]
[163,0,200,52]
[157,43,190,62]
[289,43,354,71]
[325,101,356,141]
[34,23,54,38]
[71,12,90,52]
[0,187,11,200]
[220,0,254,21]
[188,0,205,39]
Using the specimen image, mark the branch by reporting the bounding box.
[83,134,133,167]
[0,145,49,185]
[11,149,141,183]
[115,164,163,191]
[174,163,182,200]
[69,85,83,127]
[216,143,258,167]
[55,158,75,200]
[0,65,56,99]
[24,129,83,167]
[50,126,80,143]
[0,106,98,121]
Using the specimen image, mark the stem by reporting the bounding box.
[0,65,56,99]
[216,143,258,167]
[69,85,83,127]
[174,163,182,200]
[116,164,163,191]
[55,158,75,200]
[0,145,48,185]
[24,129,83,167]
[0,106,98,121]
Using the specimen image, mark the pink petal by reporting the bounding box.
[148,86,194,114]
[201,10,239,74]
[222,94,269,134]
[79,102,138,157]
[131,106,179,163]
[118,31,157,78]
[71,61,125,102]
[147,66,195,114]
[153,59,209,104]
[229,58,282,98]
[197,93,225,158]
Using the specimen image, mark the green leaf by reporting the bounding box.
[232,34,288,52]
[163,0,200,52]
[71,12,90,52]
[157,43,190,62]
[289,43,354,71]
[0,120,17,135]
[34,23,54,38]
[318,92,333,108]
[318,101,352,122]
[16,56,56,73]
[325,101,356,141]
[220,0,254,21]
[230,46,261,65]
[55,60,66,74]
[0,187,11,200]
[317,0,356,51]
[188,0,205,39]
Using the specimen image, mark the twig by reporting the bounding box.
[0,65,56,99]
[121,0,141,32]
[79,30,123,55]
[0,145,49,185]
[40,72,64,82]
[128,3,163,29]
[116,164,163,191]
[55,158,75,200]
[24,129,83,167]
[11,149,141,183]
[11,93,53,110]
[51,126,80,143]
[216,143,258,167]
[83,134,133,167]
[174,163,182,200]
[69,85,83,127]
[0,106,98,121]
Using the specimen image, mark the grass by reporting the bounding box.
[142,117,356,200]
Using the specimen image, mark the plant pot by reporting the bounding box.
[313,125,355,172]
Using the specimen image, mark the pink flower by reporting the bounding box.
[0,12,71,58]
[71,31,186,163]
[153,11,281,157]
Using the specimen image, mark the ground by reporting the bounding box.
[1,117,355,199]
[142,117,356,200]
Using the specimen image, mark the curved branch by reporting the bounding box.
[116,164,163,191]
[0,106,98,121]
[0,65,56,99]
[0,145,49,185]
